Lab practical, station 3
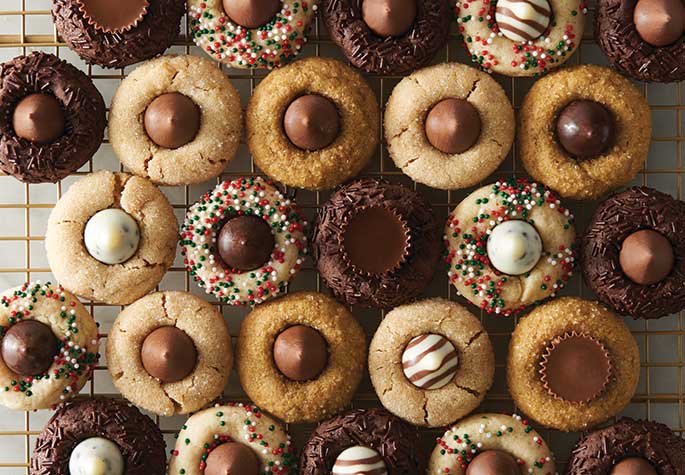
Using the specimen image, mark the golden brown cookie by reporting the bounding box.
[519,65,651,199]
[106,291,232,417]
[384,63,514,190]
[246,57,379,190]
[109,55,242,185]
[236,291,366,423]
[507,297,640,432]
[369,298,494,427]
[46,171,178,305]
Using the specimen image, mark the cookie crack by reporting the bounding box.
[401,156,421,168]
[466,330,484,347]
[465,78,481,100]
[422,393,429,425]
[455,383,480,397]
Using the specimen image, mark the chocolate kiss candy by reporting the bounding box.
[610,458,658,475]
[217,215,275,271]
[556,100,614,158]
[273,325,328,381]
[144,93,201,149]
[425,98,482,154]
[465,450,520,475]
[283,94,340,151]
[223,0,281,28]
[204,442,260,475]
[12,93,65,144]
[140,326,197,383]
[361,0,417,37]
[1,320,59,376]
[633,0,685,47]
[619,229,674,285]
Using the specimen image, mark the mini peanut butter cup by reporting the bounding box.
[539,331,612,403]
[76,0,149,34]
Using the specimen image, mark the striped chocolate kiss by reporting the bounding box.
[495,0,552,42]
[332,446,388,475]
[402,334,459,390]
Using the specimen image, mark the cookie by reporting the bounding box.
[52,0,185,68]
[312,177,441,308]
[445,178,576,316]
[428,413,556,475]
[30,397,166,475]
[0,281,99,411]
[565,418,685,475]
[519,65,651,200]
[300,408,425,474]
[106,291,232,416]
[187,0,318,69]
[582,187,685,320]
[0,52,106,183]
[246,57,379,190]
[321,0,451,74]
[596,0,684,82]
[109,55,242,186]
[385,62,514,190]
[369,298,494,427]
[455,0,586,76]
[236,291,366,423]
[507,297,640,432]
[180,177,308,306]
[168,402,298,475]
[46,171,178,306]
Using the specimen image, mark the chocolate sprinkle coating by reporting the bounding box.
[312,178,441,308]
[30,397,166,475]
[0,52,106,183]
[52,0,185,69]
[595,0,684,82]
[582,186,685,319]
[300,408,425,474]
[321,0,451,74]
[565,418,685,475]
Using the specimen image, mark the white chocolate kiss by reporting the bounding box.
[402,334,459,390]
[332,446,388,475]
[84,209,140,265]
[486,220,542,275]
[495,0,552,42]
[68,437,124,475]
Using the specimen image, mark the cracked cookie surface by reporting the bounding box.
[369,298,494,427]
[109,55,242,185]
[106,291,232,416]
[46,171,178,305]
[384,63,514,190]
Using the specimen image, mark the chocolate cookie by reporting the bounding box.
[369,298,494,427]
[312,177,441,308]
[30,397,166,475]
[236,291,366,423]
[582,186,685,319]
[507,297,640,432]
[52,0,185,69]
[300,408,425,474]
[566,418,685,475]
[246,57,379,190]
[180,177,308,306]
[322,0,451,74]
[107,291,232,416]
[0,52,105,183]
[519,65,651,199]
[384,63,515,190]
[596,0,684,82]
[109,55,243,185]
[0,281,99,411]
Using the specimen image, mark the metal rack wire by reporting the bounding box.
[0,0,682,473]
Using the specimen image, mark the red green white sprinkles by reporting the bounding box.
[181,177,308,306]
[188,0,318,69]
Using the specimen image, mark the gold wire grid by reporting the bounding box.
[0,0,682,473]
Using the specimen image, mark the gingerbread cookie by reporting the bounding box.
[236,291,365,423]
[107,291,232,416]
[31,397,166,475]
[321,0,451,74]
[0,52,106,183]
[445,178,576,316]
[168,402,298,475]
[428,413,556,475]
[247,57,379,190]
[0,281,99,411]
[181,177,308,306]
[369,298,494,427]
[187,0,318,69]
[52,0,185,69]
[384,62,514,190]
[109,55,242,186]
[519,65,651,199]
[46,171,178,306]
[455,0,586,76]
[507,297,640,432]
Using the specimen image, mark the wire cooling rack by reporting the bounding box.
[0,0,682,473]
